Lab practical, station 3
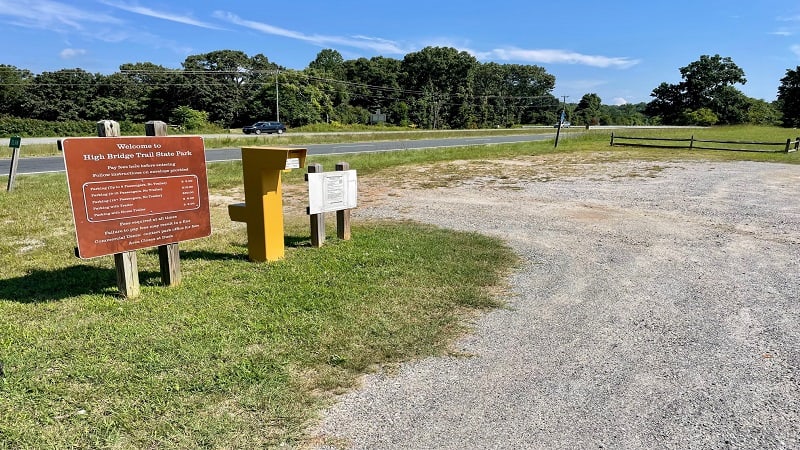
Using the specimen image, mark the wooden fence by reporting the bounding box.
[610,133,800,153]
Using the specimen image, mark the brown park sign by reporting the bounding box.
[62,136,211,259]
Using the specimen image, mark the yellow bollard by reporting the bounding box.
[228,147,307,262]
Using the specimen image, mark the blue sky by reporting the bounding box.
[1,0,799,105]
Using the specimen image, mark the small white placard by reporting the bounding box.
[285,157,301,169]
[307,170,358,214]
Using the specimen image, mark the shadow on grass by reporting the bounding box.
[0,265,157,303]
[171,248,249,261]
[205,235,315,256]
[2,235,314,303]
[286,235,313,248]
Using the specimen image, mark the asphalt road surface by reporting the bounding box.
[0,133,553,175]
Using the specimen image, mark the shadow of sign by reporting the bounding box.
[0,236,322,303]
[0,266,157,303]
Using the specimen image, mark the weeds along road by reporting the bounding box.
[0,133,554,175]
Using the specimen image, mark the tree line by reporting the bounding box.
[0,47,567,132]
[0,48,798,134]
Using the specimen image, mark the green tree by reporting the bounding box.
[646,55,748,125]
[306,49,350,121]
[708,85,751,124]
[401,47,479,128]
[275,71,330,127]
[90,72,147,122]
[170,105,209,131]
[118,62,184,123]
[240,54,282,125]
[777,66,800,127]
[21,69,97,121]
[0,65,32,117]
[602,102,650,125]
[680,55,746,110]
[745,99,781,125]
[501,64,555,126]
[574,93,602,125]
[683,107,718,126]
[182,50,258,127]
[470,63,556,128]
[342,56,404,124]
[470,62,505,127]
[309,49,345,80]
[645,82,685,124]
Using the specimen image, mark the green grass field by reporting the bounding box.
[0,126,797,448]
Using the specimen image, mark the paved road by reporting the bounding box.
[0,133,553,175]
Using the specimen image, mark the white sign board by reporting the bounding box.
[307,170,357,214]
[285,157,301,169]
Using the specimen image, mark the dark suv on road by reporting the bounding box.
[242,121,287,134]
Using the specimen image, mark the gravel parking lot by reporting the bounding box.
[311,158,800,449]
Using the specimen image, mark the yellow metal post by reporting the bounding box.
[228,147,307,262]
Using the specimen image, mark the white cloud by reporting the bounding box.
[0,0,121,30]
[210,10,640,72]
[777,14,800,22]
[612,97,628,106]
[99,0,223,30]
[60,48,87,59]
[488,48,640,69]
[792,45,800,58]
[213,11,409,55]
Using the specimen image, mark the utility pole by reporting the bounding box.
[275,70,280,123]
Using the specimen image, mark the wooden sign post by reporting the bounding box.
[62,121,211,298]
[307,163,325,248]
[335,162,352,240]
[97,121,139,298]
[306,162,357,243]
[146,121,181,286]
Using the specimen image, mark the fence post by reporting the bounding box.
[335,162,351,240]
[98,120,140,299]
[785,139,792,153]
[796,137,799,152]
[690,135,694,150]
[610,132,614,146]
[308,163,325,247]
[146,120,182,286]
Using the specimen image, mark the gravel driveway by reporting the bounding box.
[310,159,800,449]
